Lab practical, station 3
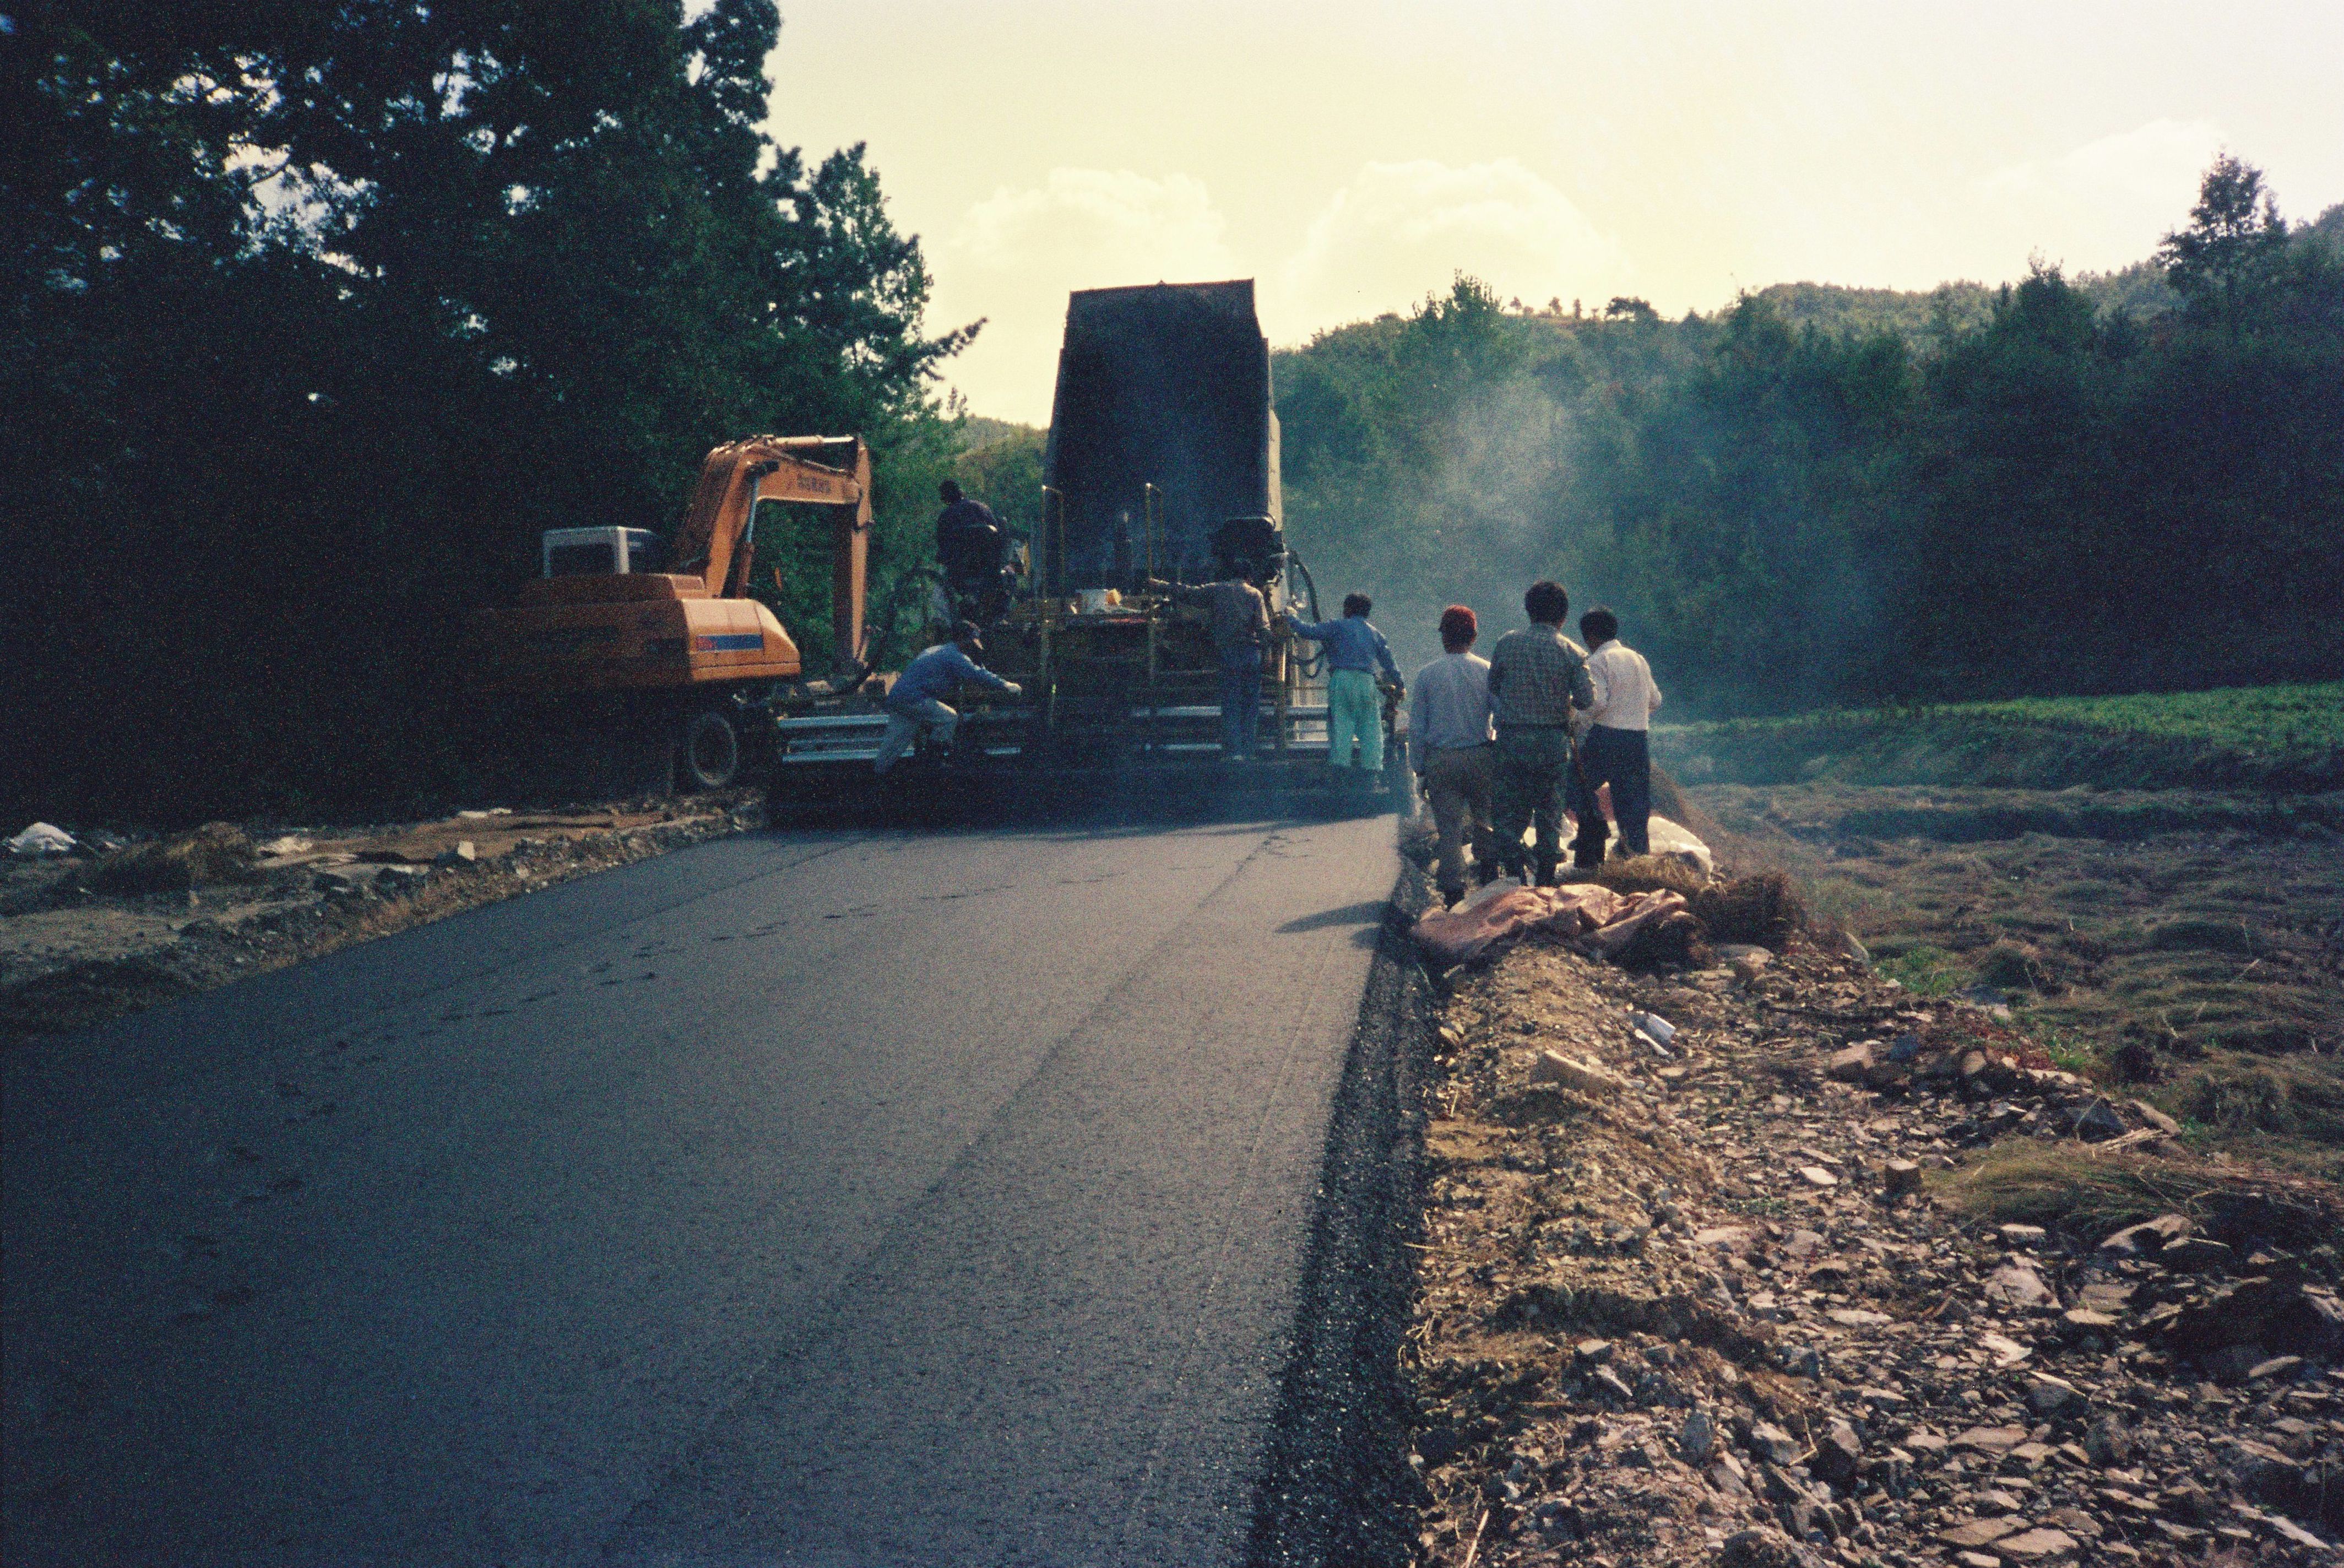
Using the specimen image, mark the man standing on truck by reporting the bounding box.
[1485,580,1596,885]
[935,480,1007,619]
[1151,575,1272,761]
[1410,605,1497,905]
[1287,594,1403,776]
[1576,606,1662,859]
[873,621,1022,775]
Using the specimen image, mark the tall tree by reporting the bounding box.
[2158,153,2290,335]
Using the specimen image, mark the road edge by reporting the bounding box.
[1243,853,1439,1567]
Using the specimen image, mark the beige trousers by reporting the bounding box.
[1421,744,1496,896]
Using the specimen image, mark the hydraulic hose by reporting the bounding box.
[1282,548,1327,679]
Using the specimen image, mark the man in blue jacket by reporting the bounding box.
[873,621,1022,774]
[1288,593,1403,775]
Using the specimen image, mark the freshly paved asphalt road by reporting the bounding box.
[2,812,1397,1566]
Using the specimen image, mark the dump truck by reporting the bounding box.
[772,280,1405,806]
[468,435,878,796]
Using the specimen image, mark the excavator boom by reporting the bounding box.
[671,436,872,659]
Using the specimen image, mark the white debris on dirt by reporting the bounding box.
[1403,925,2344,1568]
[2,796,759,1038]
[8,823,78,858]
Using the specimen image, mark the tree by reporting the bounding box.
[5,1,972,821]
[2158,153,2289,334]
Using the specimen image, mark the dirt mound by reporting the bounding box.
[86,822,261,893]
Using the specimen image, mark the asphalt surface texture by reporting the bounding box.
[4,806,1413,1567]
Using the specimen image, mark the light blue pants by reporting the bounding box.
[1327,669,1383,772]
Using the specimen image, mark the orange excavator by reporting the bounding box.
[469,435,874,794]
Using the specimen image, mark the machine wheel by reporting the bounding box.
[678,705,741,792]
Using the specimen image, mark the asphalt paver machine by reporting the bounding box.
[773,280,1406,808]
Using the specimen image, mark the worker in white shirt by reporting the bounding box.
[1409,605,1497,905]
[1576,606,1663,858]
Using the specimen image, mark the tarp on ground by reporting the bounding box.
[1412,883,1692,968]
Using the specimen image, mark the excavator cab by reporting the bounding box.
[540,527,666,578]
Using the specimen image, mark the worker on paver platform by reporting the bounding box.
[1287,593,1403,776]
[1152,576,1272,761]
[873,620,1021,775]
[1576,606,1663,859]
[1410,605,1497,905]
[935,480,1007,618]
[1485,579,1596,885]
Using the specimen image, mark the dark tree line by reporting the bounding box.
[1277,158,2344,713]
[4,2,968,822]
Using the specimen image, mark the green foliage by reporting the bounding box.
[954,425,1047,543]
[1276,159,2344,710]
[2159,153,2292,333]
[7,2,969,820]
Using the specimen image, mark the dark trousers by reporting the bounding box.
[1492,724,1571,878]
[1218,647,1263,758]
[1580,724,1652,856]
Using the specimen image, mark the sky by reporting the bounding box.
[758,0,2344,425]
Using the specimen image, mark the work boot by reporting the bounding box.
[1438,882,1466,908]
[1533,852,1560,888]
[1473,858,1502,888]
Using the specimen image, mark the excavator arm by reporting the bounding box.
[669,436,872,663]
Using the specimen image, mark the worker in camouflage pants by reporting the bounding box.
[1484,580,1594,885]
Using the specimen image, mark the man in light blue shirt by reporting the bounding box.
[1288,593,1403,774]
[873,621,1022,774]
[1409,605,1496,903]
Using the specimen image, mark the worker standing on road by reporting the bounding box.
[1410,605,1497,905]
[1287,593,1403,776]
[1485,580,1595,886]
[873,620,1021,775]
[1576,606,1662,859]
[1152,575,1271,762]
[935,480,1007,620]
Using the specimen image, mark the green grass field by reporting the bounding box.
[1656,681,2344,791]
[1939,682,2344,750]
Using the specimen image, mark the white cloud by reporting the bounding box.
[1979,119,2222,267]
[952,167,1232,279]
[1273,158,1628,332]
[930,169,1236,422]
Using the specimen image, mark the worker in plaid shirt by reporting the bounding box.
[1484,579,1596,885]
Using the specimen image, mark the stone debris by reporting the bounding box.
[1402,909,2343,1568]
[1532,1051,1626,1099]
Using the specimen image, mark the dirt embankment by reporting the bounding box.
[2,797,758,1040]
[1400,915,2342,1568]
[1392,779,2344,1568]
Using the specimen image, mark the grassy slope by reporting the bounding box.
[1680,680,2344,1189]
[1658,681,2344,792]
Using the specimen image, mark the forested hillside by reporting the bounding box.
[1278,160,2344,710]
[6,2,972,820]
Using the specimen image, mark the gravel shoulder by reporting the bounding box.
[1399,862,2343,1567]
[2,797,757,1040]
